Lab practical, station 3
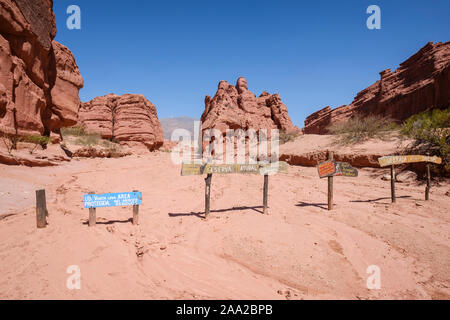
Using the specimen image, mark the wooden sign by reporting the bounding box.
[378,155,442,167]
[335,162,358,177]
[182,162,289,218]
[317,160,337,178]
[181,162,288,176]
[84,191,142,227]
[84,192,142,208]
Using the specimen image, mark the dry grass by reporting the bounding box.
[328,115,398,144]
[279,130,301,145]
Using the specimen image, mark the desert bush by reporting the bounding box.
[401,108,450,172]
[100,139,124,158]
[61,126,87,137]
[75,133,102,147]
[328,115,398,144]
[1,133,22,155]
[279,130,301,145]
[24,135,51,154]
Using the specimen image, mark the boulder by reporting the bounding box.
[396,170,418,183]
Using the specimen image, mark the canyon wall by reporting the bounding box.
[0,0,83,137]
[303,41,450,134]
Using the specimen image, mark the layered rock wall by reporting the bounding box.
[0,0,83,137]
[79,94,164,151]
[303,42,450,134]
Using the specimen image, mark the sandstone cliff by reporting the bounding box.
[0,0,83,137]
[201,77,300,134]
[79,94,164,151]
[303,41,450,134]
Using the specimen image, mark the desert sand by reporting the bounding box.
[0,149,449,300]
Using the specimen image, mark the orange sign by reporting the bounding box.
[317,161,337,178]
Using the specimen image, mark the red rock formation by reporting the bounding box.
[0,0,83,137]
[201,77,300,134]
[79,94,164,151]
[49,40,84,131]
[303,41,450,134]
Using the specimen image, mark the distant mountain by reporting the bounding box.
[160,117,198,139]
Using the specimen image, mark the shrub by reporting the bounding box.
[24,135,51,154]
[1,133,20,155]
[328,115,397,144]
[61,126,87,137]
[75,133,102,147]
[401,108,450,172]
[279,130,301,145]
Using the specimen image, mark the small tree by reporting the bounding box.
[1,133,21,155]
[24,135,51,154]
[401,108,450,172]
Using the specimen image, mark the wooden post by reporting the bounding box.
[425,163,431,201]
[327,151,334,211]
[390,165,396,203]
[205,173,212,218]
[36,189,47,229]
[88,192,96,227]
[133,190,139,225]
[263,174,269,215]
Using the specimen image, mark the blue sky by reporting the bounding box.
[53,0,450,127]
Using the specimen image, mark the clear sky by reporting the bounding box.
[53,0,450,127]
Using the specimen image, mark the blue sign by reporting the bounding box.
[84,192,142,208]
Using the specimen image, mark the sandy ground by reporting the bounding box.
[0,152,449,300]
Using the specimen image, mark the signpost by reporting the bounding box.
[327,152,334,211]
[181,162,289,218]
[181,162,288,176]
[378,155,442,167]
[36,189,48,229]
[83,191,142,226]
[335,162,359,177]
[378,155,442,202]
[317,160,337,179]
[317,153,359,210]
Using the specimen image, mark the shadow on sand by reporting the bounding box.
[82,218,133,225]
[350,195,411,204]
[169,206,264,219]
[296,201,329,210]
